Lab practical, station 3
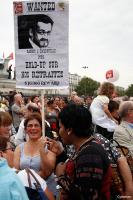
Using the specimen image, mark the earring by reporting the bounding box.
[67,131,71,135]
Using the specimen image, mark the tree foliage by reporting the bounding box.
[125,84,133,97]
[75,77,100,96]
[116,86,125,96]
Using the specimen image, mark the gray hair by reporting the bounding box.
[119,101,133,119]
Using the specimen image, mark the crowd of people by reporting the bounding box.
[0,82,133,200]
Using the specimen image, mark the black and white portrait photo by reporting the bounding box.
[18,14,54,49]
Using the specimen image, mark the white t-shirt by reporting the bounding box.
[15,119,27,146]
[17,169,47,191]
[90,95,117,132]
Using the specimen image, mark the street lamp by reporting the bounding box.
[82,66,88,70]
[82,66,88,96]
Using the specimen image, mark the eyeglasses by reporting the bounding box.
[26,124,41,128]
[37,30,51,36]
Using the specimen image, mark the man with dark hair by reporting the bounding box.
[18,14,54,49]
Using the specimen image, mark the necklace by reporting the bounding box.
[78,135,94,151]
[73,135,94,160]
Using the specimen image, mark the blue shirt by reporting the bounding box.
[0,158,29,200]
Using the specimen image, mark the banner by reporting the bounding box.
[14,0,69,89]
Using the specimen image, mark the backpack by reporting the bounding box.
[25,168,48,200]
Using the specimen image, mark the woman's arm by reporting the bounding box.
[44,186,55,200]
[39,150,58,179]
[117,156,133,198]
[39,139,57,178]
[39,138,67,178]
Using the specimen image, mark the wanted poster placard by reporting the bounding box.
[14,0,69,89]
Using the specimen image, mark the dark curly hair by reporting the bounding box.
[58,104,92,137]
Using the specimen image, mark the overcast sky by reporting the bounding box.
[0,0,133,89]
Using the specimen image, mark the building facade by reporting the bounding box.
[69,73,81,94]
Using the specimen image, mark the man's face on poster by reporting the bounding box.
[31,22,52,48]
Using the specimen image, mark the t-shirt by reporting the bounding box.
[90,95,117,131]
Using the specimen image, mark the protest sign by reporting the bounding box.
[14,0,69,89]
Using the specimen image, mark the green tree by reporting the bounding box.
[75,77,100,96]
[125,84,133,97]
[116,86,125,96]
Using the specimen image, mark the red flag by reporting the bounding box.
[3,52,5,59]
[6,52,13,60]
[9,52,13,60]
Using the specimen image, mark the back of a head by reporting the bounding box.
[0,111,12,127]
[59,104,92,137]
[122,95,129,101]
[14,93,22,102]
[26,103,40,113]
[73,95,83,105]
[108,100,119,113]
[99,82,115,98]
